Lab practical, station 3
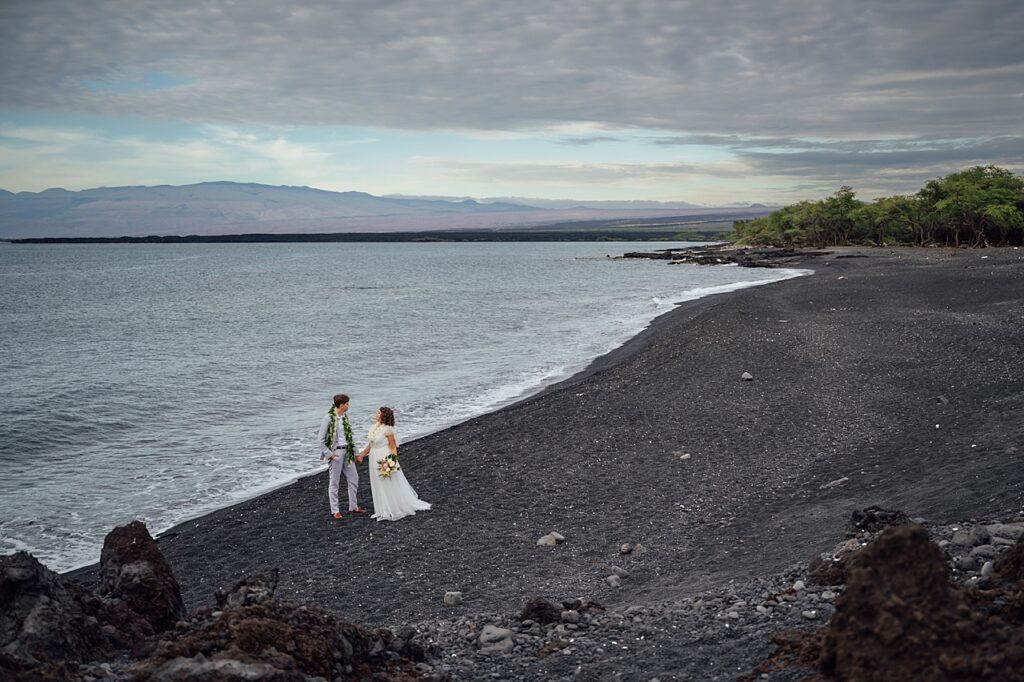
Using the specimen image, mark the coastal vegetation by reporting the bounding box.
[732,165,1024,247]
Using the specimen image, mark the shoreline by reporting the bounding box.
[67,246,1024,637]
[57,261,810,576]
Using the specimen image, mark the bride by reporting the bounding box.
[356,406,431,522]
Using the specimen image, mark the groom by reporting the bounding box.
[318,393,366,519]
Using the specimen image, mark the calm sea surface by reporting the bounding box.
[0,241,807,570]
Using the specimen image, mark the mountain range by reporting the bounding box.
[0,182,772,238]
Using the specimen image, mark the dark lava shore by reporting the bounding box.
[50,245,1024,680]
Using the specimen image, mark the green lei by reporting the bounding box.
[326,406,356,463]
[341,413,355,462]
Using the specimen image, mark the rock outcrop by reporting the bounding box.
[0,521,440,681]
[99,520,186,633]
[756,523,1024,681]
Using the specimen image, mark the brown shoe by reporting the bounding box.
[333,512,343,519]
[352,507,367,513]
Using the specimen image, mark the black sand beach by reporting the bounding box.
[67,246,1024,679]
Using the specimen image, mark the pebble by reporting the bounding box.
[970,545,997,559]
[549,531,566,543]
[561,610,580,624]
[802,610,818,620]
[821,591,836,601]
[981,561,995,579]
[756,605,769,614]
[444,591,463,606]
[478,625,515,654]
[727,611,740,619]
[619,543,634,555]
[986,523,1024,539]
[606,575,622,588]
[611,565,630,578]
[741,371,754,381]
[537,534,558,547]
[792,580,805,591]
[950,530,974,547]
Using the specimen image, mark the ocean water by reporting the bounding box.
[0,241,807,571]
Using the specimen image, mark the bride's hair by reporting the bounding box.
[378,406,396,426]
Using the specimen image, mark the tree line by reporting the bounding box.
[731,166,1024,247]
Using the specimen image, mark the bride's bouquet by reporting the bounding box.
[378,453,400,478]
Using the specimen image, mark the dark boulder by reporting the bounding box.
[817,525,1024,680]
[518,597,562,625]
[0,551,126,670]
[100,520,185,633]
[993,534,1024,583]
[847,506,911,535]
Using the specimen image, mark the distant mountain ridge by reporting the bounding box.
[385,193,707,211]
[0,181,772,238]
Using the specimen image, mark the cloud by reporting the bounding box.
[558,135,623,146]
[1,1,1022,202]
[410,157,753,192]
[0,123,353,191]
[1,0,1021,140]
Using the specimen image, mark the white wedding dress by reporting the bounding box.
[367,424,431,522]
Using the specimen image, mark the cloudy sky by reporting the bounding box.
[1,0,1022,204]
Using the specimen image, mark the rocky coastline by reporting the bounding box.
[618,244,835,268]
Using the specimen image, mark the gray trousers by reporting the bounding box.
[328,455,359,513]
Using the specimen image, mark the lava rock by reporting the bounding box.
[99,520,185,633]
[848,506,911,534]
[519,597,562,625]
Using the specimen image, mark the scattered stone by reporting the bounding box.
[820,476,849,489]
[537,534,559,547]
[980,561,995,579]
[792,580,805,592]
[986,523,1024,540]
[935,395,949,405]
[606,575,622,588]
[756,605,769,614]
[801,610,818,620]
[478,625,515,654]
[619,543,635,555]
[727,610,740,619]
[549,531,566,544]
[741,371,754,381]
[950,530,975,547]
[443,591,463,606]
[610,565,630,579]
[969,544,997,559]
[560,610,580,624]
[954,556,978,572]
[820,591,836,601]
[537,639,570,659]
